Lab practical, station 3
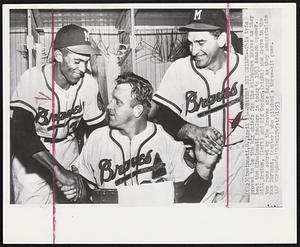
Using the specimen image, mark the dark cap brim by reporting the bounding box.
[67,45,99,55]
[179,23,223,31]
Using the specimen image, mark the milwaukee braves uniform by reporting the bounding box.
[153,53,248,203]
[74,122,194,190]
[10,63,105,204]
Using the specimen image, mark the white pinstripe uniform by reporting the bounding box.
[10,63,105,204]
[153,53,248,203]
[74,122,193,189]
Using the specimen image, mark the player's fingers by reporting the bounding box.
[214,130,224,146]
[199,140,216,155]
[63,189,77,196]
[215,135,224,147]
[56,181,63,188]
[206,129,223,147]
[206,137,223,152]
[200,138,221,153]
[60,185,75,192]
[207,127,222,140]
[65,193,77,200]
[203,129,223,150]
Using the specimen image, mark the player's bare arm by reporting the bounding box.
[193,142,219,181]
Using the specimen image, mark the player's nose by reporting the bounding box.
[107,100,113,110]
[78,61,87,74]
[190,43,200,56]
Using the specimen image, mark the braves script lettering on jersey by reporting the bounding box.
[74,122,194,189]
[153,53,248,203]
[10,63,105,204]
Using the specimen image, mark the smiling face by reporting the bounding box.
[188,31,223,70]
[59,49,90,86]
[107,84,136,130]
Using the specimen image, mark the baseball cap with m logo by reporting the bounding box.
[54,24,97,55]
[179,9,227,31]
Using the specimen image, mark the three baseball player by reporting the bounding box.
[11,9,246,204]
[10,24,105,204]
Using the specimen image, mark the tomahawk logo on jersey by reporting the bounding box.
[153,53,245,145]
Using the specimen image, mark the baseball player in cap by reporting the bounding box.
[10,24,106,204]
[151,9,248,203]
[60,72,218,203]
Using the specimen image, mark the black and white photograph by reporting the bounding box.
[3,2,296,244]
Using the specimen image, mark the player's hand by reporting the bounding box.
[192,126,224,155]
[55,166,83,202]
[59,184,77,200]
[58,166,88,202]
[194,142,219,180]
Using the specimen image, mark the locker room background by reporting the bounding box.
[10,8,243,109]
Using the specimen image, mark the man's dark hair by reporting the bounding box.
[115,72,153,110]
[209,29,225,38]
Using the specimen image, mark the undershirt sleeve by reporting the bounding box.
[85,119,107,137]
[153,101,187,139]
[11,107,47,160]
[177,170,212,203]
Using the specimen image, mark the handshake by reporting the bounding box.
[56,165,89,203]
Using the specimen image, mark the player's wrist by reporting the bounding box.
[195,163,212,181]
[178,123,197,140]
[53,165,68,182]
[185,123,205,141]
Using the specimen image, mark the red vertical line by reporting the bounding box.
[51,10,56,244]
[226,3,231,208]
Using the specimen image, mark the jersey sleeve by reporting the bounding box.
[74,133,98,189]
[10,69,38,118]
[158,125,193,182]
[153,60,185,116]
[82,76,106,126]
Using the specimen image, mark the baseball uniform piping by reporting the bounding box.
[135,123,158,184]
[71,77,83,110]
[109,129,127,186]
[42,64,60,138]
[10,101,37,116]
[190,56,211,127]
[85,111,106,125]
[222,53,239,140]
[153,94,182,115]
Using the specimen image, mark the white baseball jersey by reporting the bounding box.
[153,53,248,204]
[74,122,194,189]
[10,63,105,204]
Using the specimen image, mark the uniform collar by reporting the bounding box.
[111,121,155,144]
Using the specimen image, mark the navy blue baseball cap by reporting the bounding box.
[179,9,227,31]
[54,24,97,55]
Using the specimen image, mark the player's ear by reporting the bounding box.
[133,104,144,118]
[217,32,227,48]
[54,49,63,63]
